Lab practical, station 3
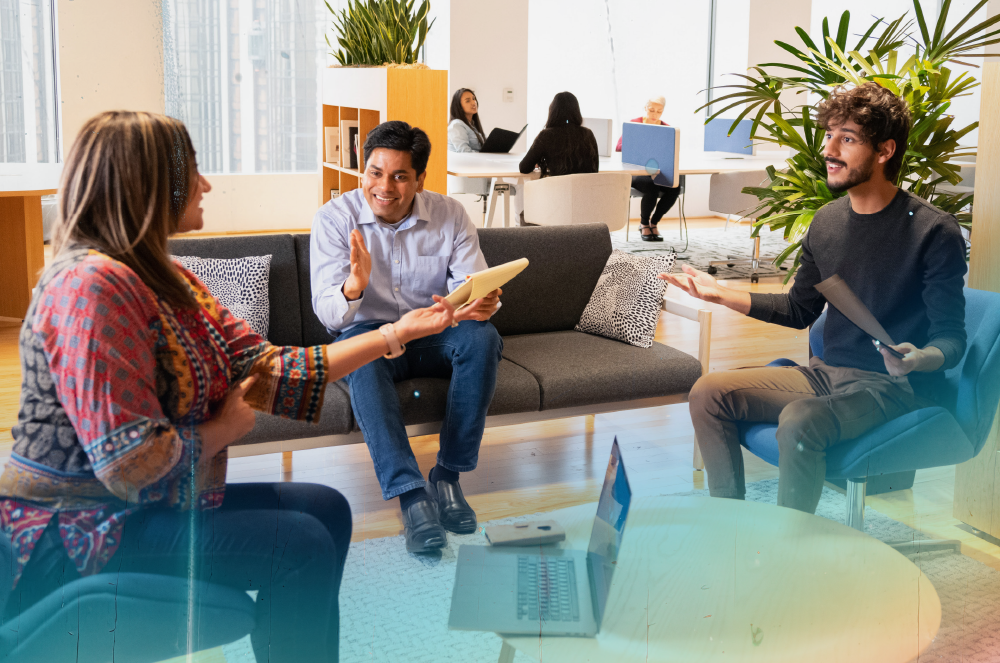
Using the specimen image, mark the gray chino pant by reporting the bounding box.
[688,357,919,513]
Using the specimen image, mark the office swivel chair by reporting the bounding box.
[523,172,632,232]
[734,288,1000,538]
[706,170,783,283]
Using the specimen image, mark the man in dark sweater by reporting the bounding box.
[660,83,967,513]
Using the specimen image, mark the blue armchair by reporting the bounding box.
[738,287,1000,531]
[1,573,255,662]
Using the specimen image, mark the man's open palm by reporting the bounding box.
[658,264,722,302]
[343,229,371,301]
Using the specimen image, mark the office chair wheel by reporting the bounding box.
[751,274,759,284]
[706,266,718,275]
[726,263,735,268]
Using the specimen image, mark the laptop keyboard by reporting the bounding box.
[516,555,580,622]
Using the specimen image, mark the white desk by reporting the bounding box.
[447,152,790,227]
[496,495,940,663]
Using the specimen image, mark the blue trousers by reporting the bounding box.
[1,483,351,663]
[336,320,503,500]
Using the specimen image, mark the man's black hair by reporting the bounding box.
[362,121,431,175]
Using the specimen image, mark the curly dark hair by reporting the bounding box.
[816,82,911,182]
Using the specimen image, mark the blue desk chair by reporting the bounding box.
[739,287,1000,533]
[1,573,255,662]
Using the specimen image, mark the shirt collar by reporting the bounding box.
[359,191,427,230]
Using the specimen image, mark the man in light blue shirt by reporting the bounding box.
[311,121,503,554]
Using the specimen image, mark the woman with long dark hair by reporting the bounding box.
[0,111,455,662]
[448,87,491,197]
[518,91,599,177]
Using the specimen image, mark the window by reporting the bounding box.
[0,0,59,164]
[163,0,325,175]
[527,0,712,152]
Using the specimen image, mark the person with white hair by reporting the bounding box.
[616,95,680,242]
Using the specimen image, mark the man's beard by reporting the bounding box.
[826,153,877,193]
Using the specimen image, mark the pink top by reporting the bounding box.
[615,117,670,152]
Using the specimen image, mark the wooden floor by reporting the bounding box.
[1,216,998,580]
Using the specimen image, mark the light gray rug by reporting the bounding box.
[612,224,792,279]
[223,479,1000,662]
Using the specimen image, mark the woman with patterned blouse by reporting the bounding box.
[0,111,456,662]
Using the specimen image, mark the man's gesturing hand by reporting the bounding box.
[343,229,371,301]
[658,264,724,302]
[877,342,945,376]
[454,288,502,323]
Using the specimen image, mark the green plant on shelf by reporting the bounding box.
[700,0,1000,281]
[326,0,434,66]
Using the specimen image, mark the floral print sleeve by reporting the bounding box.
[176,264,329,424]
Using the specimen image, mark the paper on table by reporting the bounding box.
[815,274,896,346]
[445,258,529,307]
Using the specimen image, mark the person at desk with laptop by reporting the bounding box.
[617,95,680,242]
[519,91,600,178]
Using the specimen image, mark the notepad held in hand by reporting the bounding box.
[445,258,529,307]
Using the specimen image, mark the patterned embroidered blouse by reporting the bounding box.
[0,247,328,585]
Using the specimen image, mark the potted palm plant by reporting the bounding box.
[702,0,1000,281]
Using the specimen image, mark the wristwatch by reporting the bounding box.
[379,323,406,358]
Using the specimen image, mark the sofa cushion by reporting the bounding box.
[294,234,337,347]
[478,224,612,337]
[173,254,273,337]
[576,250,675,348]
[232,381,354,446]
[347,358,541,430]
[501,331,702,410]
[168,234,303,347]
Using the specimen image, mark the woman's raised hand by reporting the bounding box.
[393,296,457,344]
[199,376,258,457]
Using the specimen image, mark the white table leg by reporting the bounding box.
[486,177,501,228]
[503,187,511,227]
[498,640,516,663]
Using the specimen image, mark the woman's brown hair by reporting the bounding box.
[54,111,198,308]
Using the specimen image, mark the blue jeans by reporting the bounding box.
[336,320,503,500]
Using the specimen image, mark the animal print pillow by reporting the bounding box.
[172,254,272,338]
[575,250,675,348]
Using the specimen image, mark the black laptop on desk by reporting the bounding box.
[479,124,528,153]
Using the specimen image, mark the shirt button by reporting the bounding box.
[394,287,399,292]
[394,260,399,264]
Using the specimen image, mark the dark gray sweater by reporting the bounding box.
[748,189,967,401]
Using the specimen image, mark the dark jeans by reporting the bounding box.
[688,358,919,513]
[337,320,503,500]
[2,483,352,663]
[631,175,680,226]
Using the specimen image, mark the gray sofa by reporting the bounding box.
[169,223,708,456]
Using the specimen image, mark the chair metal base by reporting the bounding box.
[846,478,866,531]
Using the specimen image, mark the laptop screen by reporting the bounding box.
[587,438,632,625]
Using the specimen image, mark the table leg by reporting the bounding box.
[0,195,44,319]
[503,187,511,227]
[497,640,516,663]
[486,178,501,228]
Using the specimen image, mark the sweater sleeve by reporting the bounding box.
[919,219,968,370]
[519,133,544,174]
[448,120,477,153]
[747,229,827,329]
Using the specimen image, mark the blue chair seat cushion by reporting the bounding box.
[740,406,975,480]
[4,573,256,663]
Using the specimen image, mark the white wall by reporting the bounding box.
[449,0,529,152]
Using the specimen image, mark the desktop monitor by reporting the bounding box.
[582,117,613,157]
[704,118,755,155]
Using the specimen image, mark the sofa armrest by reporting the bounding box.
[662,296,712,377]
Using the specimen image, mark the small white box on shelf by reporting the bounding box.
[324,127,341,165]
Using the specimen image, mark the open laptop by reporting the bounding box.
[448,438,631,636]
[479,124,528,154]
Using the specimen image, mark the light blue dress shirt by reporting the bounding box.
[310,189,488,333]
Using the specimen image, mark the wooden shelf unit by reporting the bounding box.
[321,67,448,205]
